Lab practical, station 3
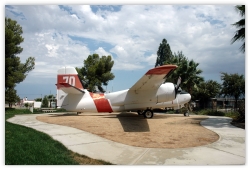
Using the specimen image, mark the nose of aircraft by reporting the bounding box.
[186,93,191,102]
[181,93,191,103]
[176,91,191,104]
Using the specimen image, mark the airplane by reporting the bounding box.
[56,65,191,118]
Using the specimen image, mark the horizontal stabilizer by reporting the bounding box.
[56,83,85,94]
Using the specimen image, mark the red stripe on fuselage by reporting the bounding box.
[89,93,113,113]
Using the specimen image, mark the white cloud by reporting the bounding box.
[94,47,111,57]
[113,62,144,70]
[145,54,157,66]
[5,4,245,83]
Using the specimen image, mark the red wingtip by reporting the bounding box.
[146,65,177,75]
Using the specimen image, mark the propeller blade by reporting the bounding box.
[175,76,182,98]
[176,76,181,90]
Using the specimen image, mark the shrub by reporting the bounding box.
[24,103,29,108]
[235,101,245,123]
[193,109,225,116]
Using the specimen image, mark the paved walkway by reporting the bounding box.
[7,114,245,165]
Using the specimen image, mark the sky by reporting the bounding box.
[4,1,247,101]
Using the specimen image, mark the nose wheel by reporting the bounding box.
[184,111,189,116]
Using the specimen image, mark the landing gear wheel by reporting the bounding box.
[184,112,189,117]
[137,110,143,115]
[143,109,154,118]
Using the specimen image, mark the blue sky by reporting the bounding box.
[4,2,246,100]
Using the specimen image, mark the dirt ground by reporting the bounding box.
[37,112,219,149]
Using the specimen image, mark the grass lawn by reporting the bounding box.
[5,108,112,165]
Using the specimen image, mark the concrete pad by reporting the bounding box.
[134,147,245,165]
[68,141,148,165]
[7,113,245,165]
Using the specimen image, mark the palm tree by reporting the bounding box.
[165,51,204,111]
[231,5,245,53]
[166,51,204,95]
[183,60,204,95]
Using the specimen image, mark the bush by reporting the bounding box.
[193,109,225,116]
[24,103,29,108]
[235,101,245,123]
[224,111,240,120]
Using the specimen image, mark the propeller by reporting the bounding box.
[175,76,182,98]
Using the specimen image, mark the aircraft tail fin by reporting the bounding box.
[56,66,84,93]
[56,67,84,109]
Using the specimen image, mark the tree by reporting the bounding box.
[155,38,173,67]
[5,17,35,107]
[76,54,115,93]
[41,95,48,108]
[192,80,221,109]
[5,87,20,108]
[220,72,245,110]
[231,5,245,53]
[34,98,42,102]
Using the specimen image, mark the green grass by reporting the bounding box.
[5,108,112,165]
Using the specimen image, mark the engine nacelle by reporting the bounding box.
[156,83,175,103]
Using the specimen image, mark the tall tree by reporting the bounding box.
[231,5,245,53]
[76,54,115,93]
[5,17,35,107]
[155,38,173,67]
[220,72,245,110]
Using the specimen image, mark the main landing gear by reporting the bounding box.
[137,109,154,118]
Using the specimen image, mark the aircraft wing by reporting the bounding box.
[129,65,177,92]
